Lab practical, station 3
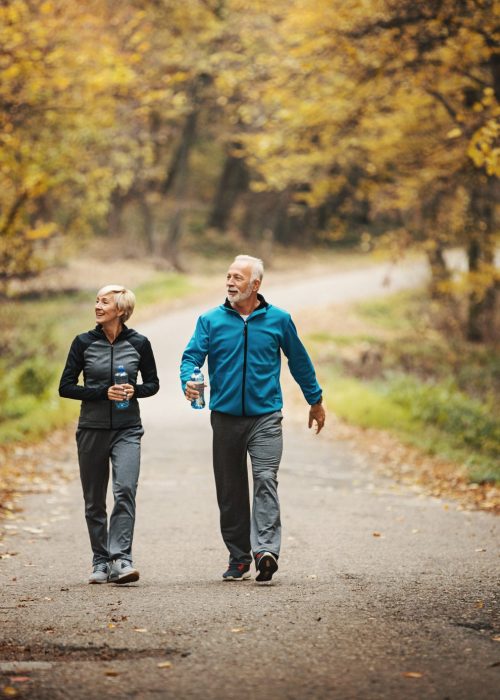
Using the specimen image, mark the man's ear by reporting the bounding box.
[253,279,261,292]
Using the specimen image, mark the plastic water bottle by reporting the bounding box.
[190,367,205,409]
[115,365,129,410]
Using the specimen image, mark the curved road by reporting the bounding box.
[0,260,498,699]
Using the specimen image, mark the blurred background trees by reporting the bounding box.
[1,0,498,340]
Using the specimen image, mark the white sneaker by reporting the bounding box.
[108,558,139,584]
[88,563,109,584]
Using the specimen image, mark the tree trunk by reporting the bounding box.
[139,195,155,255]
[159,107,199,269]
[426,243,450,300]
[208,151,249,230]
[466,175,498,342]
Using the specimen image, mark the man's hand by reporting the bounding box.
[308,401,325,434]
[184,380,206,402]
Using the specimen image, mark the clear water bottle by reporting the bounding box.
[115,365,129,410]
[190,367,205,410]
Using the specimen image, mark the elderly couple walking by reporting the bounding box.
[59,255,325,585]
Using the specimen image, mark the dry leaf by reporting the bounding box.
[107,623,116,629]
[134,628,147,633]
[231,628,244,633]
[402,672,423,679]
[475,600,484,609]
[104,670,119,677]
[492,636,500,642]
[475,548,486,552]
[157,662,172,669]
[372,532,382,537]
[2,688,18,698]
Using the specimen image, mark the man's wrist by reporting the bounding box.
[311,395,323,406]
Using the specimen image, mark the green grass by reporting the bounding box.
[321,369,500,483]
[0,273,193,444]
[310,290,500,484]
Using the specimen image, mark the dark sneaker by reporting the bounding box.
[88,562,109,584]
[108,558,140,584]
[222,562,251,581]
[255,552,278,583]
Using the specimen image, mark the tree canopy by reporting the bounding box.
[1,0,498,338]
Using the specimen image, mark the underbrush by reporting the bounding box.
[0,273,191,443]
[311,291,500,484]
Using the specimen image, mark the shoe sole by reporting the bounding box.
[109,570,140,584]
[222,572,251,581]
[255,553,278,583]
[88,578,108,584]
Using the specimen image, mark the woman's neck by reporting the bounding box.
[101,320,123,344]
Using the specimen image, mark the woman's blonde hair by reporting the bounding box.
[97,285,136,323]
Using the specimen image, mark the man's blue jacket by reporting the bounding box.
[180,295,322,416]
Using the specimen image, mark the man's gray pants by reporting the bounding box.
[211,410,283,565]
[76,426,144,566]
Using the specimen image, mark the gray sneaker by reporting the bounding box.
[88,562,109,584]
[108,558,139,584]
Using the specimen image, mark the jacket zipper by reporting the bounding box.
[242,320,248,416]
[110,345,114,429]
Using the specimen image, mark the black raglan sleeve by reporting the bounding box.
[134,337,160,399]
[58,336,109,401]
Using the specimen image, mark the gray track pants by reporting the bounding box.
[211,410,283,564]
[76,426,144,566]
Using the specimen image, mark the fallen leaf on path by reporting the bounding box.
[231,628,244,633]
[489,661,500,668]
[475,548,486,552]
[107,623,116,629]
[475,600,484,609]
[104,670,119,677]
[2,688,18,697]
[157,662,172,669]
[134,628,147,633]
[492,636,500,642]
[402,672,423,678]
[22,527,43,534]
[372,532,382,537]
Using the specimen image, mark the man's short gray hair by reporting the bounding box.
[234,255,264,282]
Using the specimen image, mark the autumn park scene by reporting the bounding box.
[0,1,499,699]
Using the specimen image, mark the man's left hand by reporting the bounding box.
[308,402,325,434]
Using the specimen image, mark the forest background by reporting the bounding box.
[0,0,499,506]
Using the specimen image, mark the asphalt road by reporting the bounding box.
[1,260,499,699]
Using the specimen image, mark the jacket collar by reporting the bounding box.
[223,293,269,315]
[93,323,129,341]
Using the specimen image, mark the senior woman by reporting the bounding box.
[59,284,159,584]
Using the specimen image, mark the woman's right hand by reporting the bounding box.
[108,384,134,402]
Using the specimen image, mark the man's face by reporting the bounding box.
[226,261,259,304]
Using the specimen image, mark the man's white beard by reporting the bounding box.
[227,282,253,304]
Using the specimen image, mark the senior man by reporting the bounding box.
[180,254,325,583]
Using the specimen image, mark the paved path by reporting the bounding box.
[1,261,498,699]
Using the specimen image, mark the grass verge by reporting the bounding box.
[308,290,500,485]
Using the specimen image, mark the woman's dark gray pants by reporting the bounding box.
[76,426,144,566]
[211,410,283,565]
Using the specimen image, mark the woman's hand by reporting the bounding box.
[108,384,135,401]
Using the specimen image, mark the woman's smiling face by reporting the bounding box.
[95,292,123,326]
